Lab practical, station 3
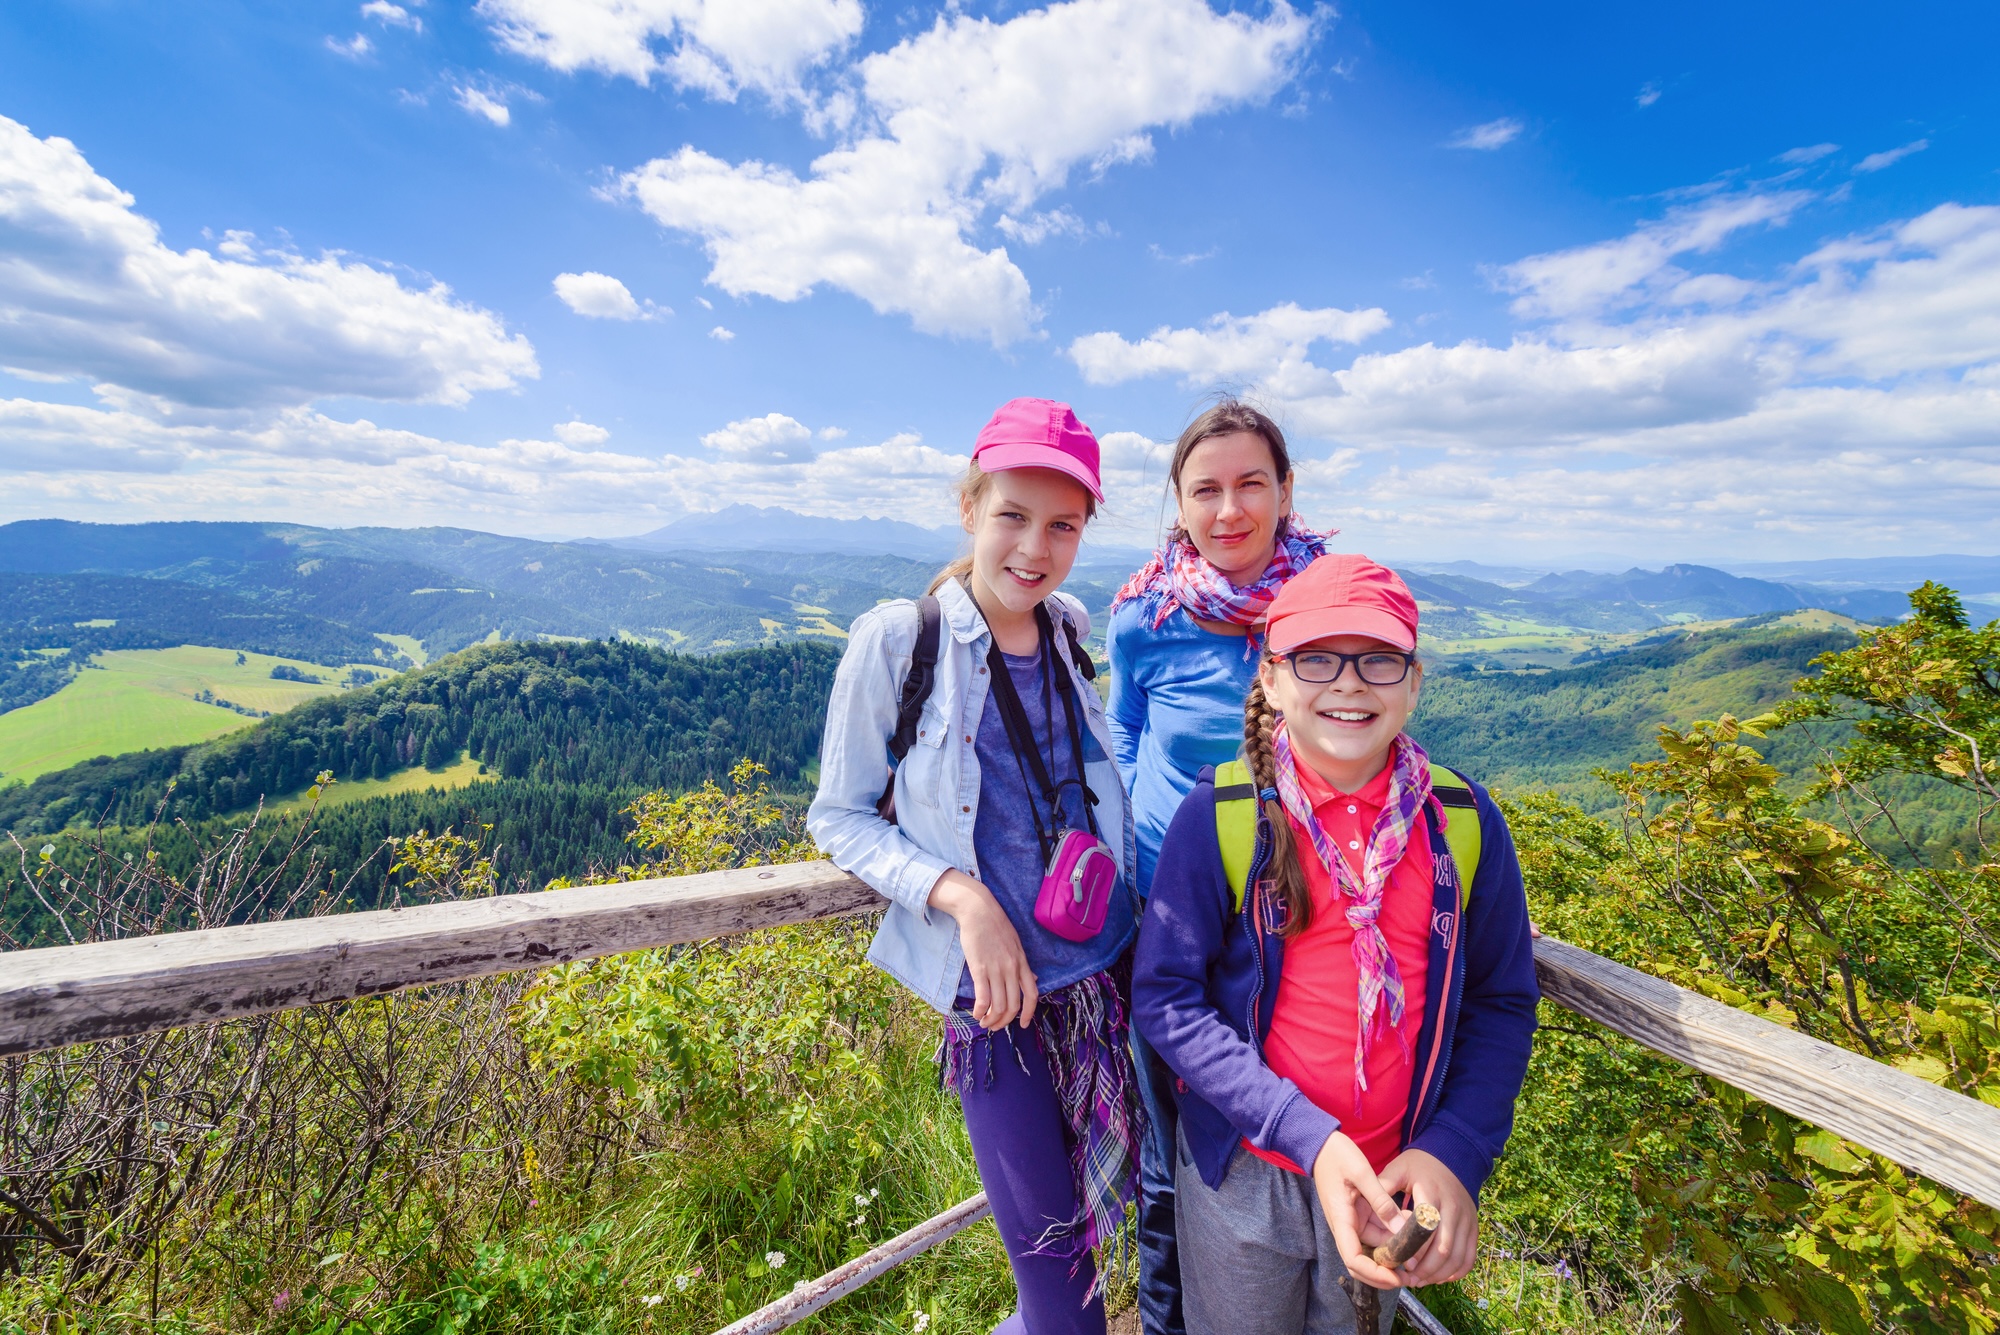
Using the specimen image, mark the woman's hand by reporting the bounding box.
[1377,1149,1478,1286]
[1310,1132,1406,1290]
[928,869,1039,1031]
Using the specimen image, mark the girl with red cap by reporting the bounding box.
[1131,555,1539,1335]
[1105,399,1331,1333]
[809,399,1144,1335]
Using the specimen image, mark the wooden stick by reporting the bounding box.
[1340,1203,1440,1331]
[708,1194,991,1335]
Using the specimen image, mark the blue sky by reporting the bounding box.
[1,1,1997,564]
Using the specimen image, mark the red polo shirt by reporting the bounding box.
[1244,757,1432,1175]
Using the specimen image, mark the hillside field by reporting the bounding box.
[263,750,488,815]
[0,646,363,784]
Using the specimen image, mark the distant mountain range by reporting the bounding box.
[595,505,961,562]
[3,516,1994,700]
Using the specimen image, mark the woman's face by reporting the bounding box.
[1174,431,1293,585]
[1260,634,1423,792]
[961,466,1090,622]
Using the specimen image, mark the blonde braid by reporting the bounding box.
[1242,671,1313,937]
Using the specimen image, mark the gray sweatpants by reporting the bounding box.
[1174,1132,1396,1335]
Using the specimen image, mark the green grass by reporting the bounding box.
[0,645,372,784]
[264,751,490,815]
[374,632,429,666]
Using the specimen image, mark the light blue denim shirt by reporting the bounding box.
[806,577,1136,1015]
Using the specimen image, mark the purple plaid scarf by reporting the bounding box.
[1110,518,1331,657]
[940,965,1144,1301]
[1270,724,1434,1106]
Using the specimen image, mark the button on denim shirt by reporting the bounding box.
[806,578,1136,1016]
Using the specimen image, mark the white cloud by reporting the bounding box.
[362,2,422,31]
[0,115,536,413]
[700,411,815,462]
[455,86,512,126]
[1855,138,1928,174]
[1496,190,1807,319]
[1778,142,1839,164]
[995,208,1088,245]
[817,425,846,439]
[552,420,610,447]
[0,397,978,537]
[477,0,863,103]
[1445,117,1522,150]
[1064,189,2000,557]
[1070,302,1391,388]
[327,33,373,57]
[618,0,1312,344]
[1635,82,1661,108]
[708,325,735,341]
[553,270,664,319]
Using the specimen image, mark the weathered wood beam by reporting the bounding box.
[0,860,886,1058]
[1535,936,2000,1210]
[709,1194,992,1335]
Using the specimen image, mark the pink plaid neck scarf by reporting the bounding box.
[1270,723,1433,1105]
[1111,520,1330,656]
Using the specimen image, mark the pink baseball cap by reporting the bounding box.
[972,398,1104,502]
[1265,554,1420,654]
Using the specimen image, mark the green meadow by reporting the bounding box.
[0,645,370,784]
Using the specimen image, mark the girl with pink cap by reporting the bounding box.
[809,398,1144,1334]
[1130,555,1539,1334]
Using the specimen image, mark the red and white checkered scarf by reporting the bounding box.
[1270,724,1432,1106]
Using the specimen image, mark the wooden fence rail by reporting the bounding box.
[6,860,2000,1213]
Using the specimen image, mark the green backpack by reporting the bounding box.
[1211,759,1482,913]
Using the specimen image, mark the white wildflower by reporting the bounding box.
[854,1193,869,1207]
[675,1275,691,1291]
[870,1187,879,1198]
[641,1294,662,1307]
[912,1313,932,1332]
[766,1251,787,1269]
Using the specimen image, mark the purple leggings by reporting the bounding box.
[956,1023,1106,1335]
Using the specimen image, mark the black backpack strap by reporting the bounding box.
[1060,615,1096,681]
[886,595,943,763]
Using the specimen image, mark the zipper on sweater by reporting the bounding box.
[1417,933,1468,1136]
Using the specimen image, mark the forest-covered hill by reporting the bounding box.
[0,573,401,714]
[0,639,840,833]
[1410,616,1854,805]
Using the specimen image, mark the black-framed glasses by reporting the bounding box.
[1283,648,1416,686]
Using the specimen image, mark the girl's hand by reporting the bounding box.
[1377,1149,1478,1286]
[928,870,1040,1031]
[1310,1132,1406,1290]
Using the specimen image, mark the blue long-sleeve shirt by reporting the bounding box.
[1105,597,1260,899]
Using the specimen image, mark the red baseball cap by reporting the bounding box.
[972,398,1104,502]
[1265,554,1420,654]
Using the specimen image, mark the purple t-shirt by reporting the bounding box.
[958,649,1135,1002]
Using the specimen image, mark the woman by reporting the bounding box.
[1106,398,1329,1334]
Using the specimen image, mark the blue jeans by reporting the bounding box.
[1130,1022,1185,1334]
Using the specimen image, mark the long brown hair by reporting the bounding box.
[927,457,1099,595]
[1242,667,1313,937]
[1166,398,1293,545]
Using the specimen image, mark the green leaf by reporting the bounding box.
[1893,1054,1952,1086]
[1676,1282,1738,1335]
[1795,1130,1866,1174]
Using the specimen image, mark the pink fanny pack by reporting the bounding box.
[1034,827,1118,942]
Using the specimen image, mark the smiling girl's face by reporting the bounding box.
[1175,430,1294,586]
[1261,633,1423,793]
[962,466,1090,648]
